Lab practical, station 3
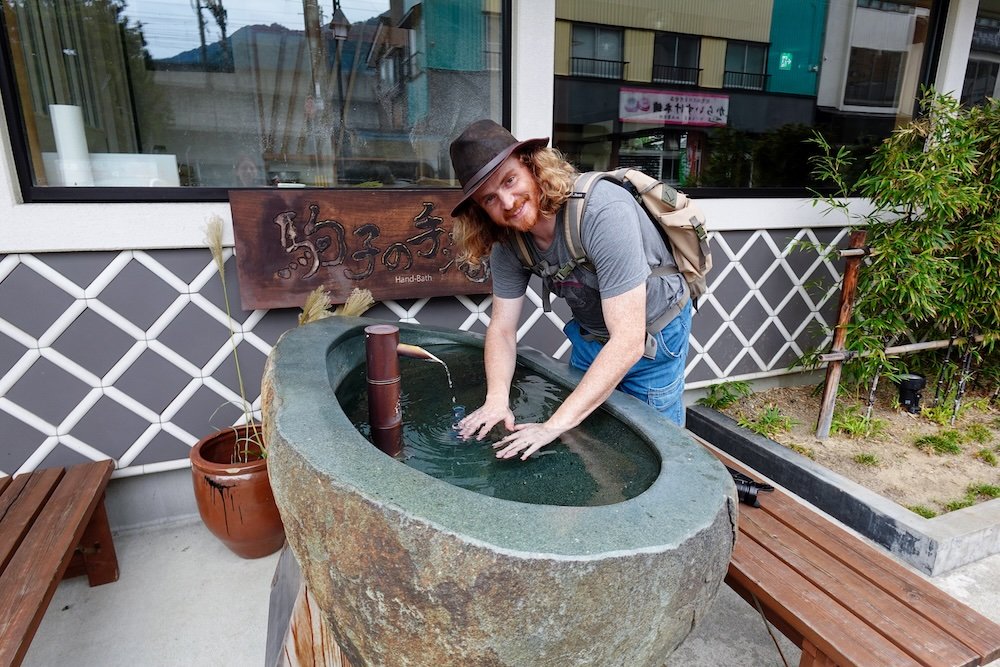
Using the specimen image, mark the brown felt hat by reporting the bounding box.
[449,119,549,217]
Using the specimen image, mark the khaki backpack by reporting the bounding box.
[510,168,712,324]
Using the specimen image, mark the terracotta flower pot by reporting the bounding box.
[190,425,285,558]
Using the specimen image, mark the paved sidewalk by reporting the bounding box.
[22,516,1000,666]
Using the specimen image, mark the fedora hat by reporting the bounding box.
[449,119,548,216]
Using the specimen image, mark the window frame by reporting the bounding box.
[0,0,513,204]
[723,40,769,90]
[652,31,701,86]
[570,22,626,79]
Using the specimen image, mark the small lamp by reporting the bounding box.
[330,3,350,41]
[897,374,927,414]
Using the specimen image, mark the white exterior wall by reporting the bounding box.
[0,0,863,256]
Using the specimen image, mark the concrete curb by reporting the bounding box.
[686,404,1000,576]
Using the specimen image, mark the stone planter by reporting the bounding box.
[263,317,737,667]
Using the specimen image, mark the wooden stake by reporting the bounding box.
[816,230,867,440]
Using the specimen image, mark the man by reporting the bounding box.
[449,119,692,460]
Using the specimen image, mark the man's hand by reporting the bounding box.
[458,401,515,441]
[492,422,566,460]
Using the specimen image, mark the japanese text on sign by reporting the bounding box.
[619,87,729,127]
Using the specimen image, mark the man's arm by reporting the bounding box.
[493,283,646,460]
[457,294,523,440]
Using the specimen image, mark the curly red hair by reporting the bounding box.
[451,146,577,267]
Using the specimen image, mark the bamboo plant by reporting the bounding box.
[808,90,1000,391]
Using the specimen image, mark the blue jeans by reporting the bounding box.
[564,300,692,426]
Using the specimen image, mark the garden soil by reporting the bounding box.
[718,384,1000,515]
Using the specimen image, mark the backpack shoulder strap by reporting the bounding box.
[510,230,536,270]
[561,171,612,276]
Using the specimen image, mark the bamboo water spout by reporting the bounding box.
[363,324,439,456]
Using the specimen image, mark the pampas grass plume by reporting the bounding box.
[335,288,376,317]
[299,287,335,325]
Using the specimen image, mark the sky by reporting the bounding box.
[123,0,391,59]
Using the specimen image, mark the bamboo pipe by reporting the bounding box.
[817,334,992,363]
[364,326,439,456]
[365,324,403,456]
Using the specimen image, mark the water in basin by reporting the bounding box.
[335,343,660,507]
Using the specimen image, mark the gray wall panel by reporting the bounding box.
[0,227,841,476]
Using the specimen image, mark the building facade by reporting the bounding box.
[0,0,992,486]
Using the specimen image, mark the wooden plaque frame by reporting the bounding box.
[228,188,490,310]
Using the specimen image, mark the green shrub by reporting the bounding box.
[968,483,1000,499]
[945,497,975,512]
[832,406,887,438]
[914,430,962,455]
[974,448,998,467]
[908,505,937,519]
[853,453,880,467]
[965,423,993,444]
[942,484,1000,513]
[921,404,957,426]
[737,404,796,438]
[698,381,753,410]
[807,92,1000,386]
[789,444,815,459]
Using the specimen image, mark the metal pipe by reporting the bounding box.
[364,324,403,456]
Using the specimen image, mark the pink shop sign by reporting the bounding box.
[619,87,728,127]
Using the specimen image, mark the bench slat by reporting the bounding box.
[743,508,979,667]
[0,468,63,575]
[0,460,114,667]
[702,438,1000,665]
[731,534,920,666]
[762,483,1000,664]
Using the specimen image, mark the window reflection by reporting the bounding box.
[554,0,936,190]
[963,2,1000,106]
[2,0,504,189]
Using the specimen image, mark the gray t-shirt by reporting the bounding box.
[490,179,686,336]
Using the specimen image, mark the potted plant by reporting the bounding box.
[190,215,373,558]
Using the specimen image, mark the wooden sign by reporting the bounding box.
[229,189,491,309]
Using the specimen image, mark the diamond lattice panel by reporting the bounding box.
[0,226,842,476]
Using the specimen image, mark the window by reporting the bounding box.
[618,131,685,184]
[485,12,501,71]
[553,0,943,191]
[963,11,1000,107]
[724,41,768,90]
[856,0,913,13]
[653,33,700,85]
[571,25,624,79]
[962,60,998,107]
[845,48,906,107]
[1,0,507,199]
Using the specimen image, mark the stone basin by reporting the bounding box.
[263,316,737,667]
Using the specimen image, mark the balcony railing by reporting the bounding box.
[652,64,701,86]
[723,70,769,91]
[571,57,627,79]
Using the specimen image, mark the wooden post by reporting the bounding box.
[816,230,867,439]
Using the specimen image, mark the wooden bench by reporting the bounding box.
[694,435,1000,667]
[0,460,119,667]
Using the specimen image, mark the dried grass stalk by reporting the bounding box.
[335,288,375,317]
[299,287,334,325]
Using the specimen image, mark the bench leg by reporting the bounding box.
[78,495,119,586]
[800,640,837,667]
